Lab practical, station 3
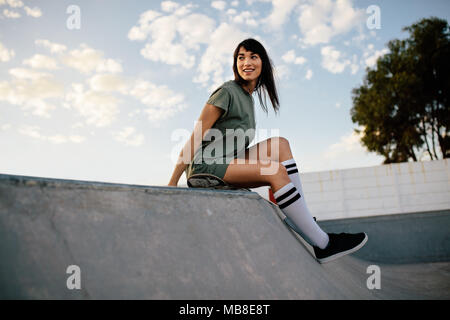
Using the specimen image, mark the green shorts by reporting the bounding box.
[186,160,231,180]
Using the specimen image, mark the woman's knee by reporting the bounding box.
[277,136,290,151]
[262,161,290,191]
[266,137,291,161]
[263,161,290,182]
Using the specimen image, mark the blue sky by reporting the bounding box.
[0,0,449,189]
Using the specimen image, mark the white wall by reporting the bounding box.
[300,159,450,220]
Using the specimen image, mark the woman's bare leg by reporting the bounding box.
[243,136,293,164]
[223,137,369,260]
[222,136,294,192]
[222,158,291,193]
[222,154,329,249]
[243,136,308,195]
[223,136,330,249]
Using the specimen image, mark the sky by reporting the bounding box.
[0,0,449,192]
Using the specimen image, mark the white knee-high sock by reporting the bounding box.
[281,158,306,197]
[274,179,329,249]
[281,159,328,243]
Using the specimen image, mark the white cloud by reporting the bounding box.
[350,53,359,74]
[127,10,162,41]
[48,134,85,144]
[62,44,122,74]
[24,6,41,17]
[23,54,59,70]
[176,13,216,49]
[211,1,227,11]
[194,23,248,89]
[1,0,42,19]
[301,129,383,172]
[297,0,364,46]
[161,1,180,12]
[297,0,333,45]
[2,68,64,117]
[129,7,256,88]
[4,0,23,8]
[114,127,145,147]
[227,8,236,15]
[231,1,239,6]
[3,8,20,18]
[65,83,120,127]
[305,68,313,80]
[1,123,12,131]
[129,10,215,69]
[264,0,300,29]
[321,45,350,73]
[173,3,195,16]
[63,44,103,73]
[0,69,64,118]
[363,44,389,68]
[322,130,382,169]
[9,67,50,80]
[18,125,41,139]
[281,49,306,65]
[128,79,187,121]
[325,130,362,157]
[0,42,15,62]
[68,135,86,143]
[139,34,195,69]
[18,125,85,144]
[35,39,67,54]
[281,50,295,63]
[96,58,123,73]
[88,74,128,94]
[127,26,148,42]
[331,0,362,34]
[2,39,186,129]
[246,0,271,4]
[275,64,290,80]
[229,10,259,27]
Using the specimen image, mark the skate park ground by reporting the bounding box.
[0,173,449,299]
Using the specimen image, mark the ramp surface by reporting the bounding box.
[0,174,449,299]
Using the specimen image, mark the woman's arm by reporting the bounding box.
[168,104,224,186]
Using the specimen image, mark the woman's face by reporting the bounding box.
[236,47,262,84]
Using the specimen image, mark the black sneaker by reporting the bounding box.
[313,232,368,264]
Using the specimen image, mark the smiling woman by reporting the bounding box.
[168,38,368,264]
[233,39,279,114]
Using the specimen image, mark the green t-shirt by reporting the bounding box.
[193,80,256,165]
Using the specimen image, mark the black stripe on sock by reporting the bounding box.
[284,163,296,169]
[279,193,301,210]
[287,168,298,175]
[275,186,296,203]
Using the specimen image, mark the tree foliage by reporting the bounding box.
[351,17,450,163]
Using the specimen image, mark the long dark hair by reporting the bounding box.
[233,38,280,114]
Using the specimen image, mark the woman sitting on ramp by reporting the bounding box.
[168,38,367,264]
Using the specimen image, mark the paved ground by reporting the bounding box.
[0,174,449,299]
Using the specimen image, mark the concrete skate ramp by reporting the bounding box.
[0,174,449,299]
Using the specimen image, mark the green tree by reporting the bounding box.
[351,17,450,163]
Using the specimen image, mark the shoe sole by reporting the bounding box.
[316,233,368,264]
